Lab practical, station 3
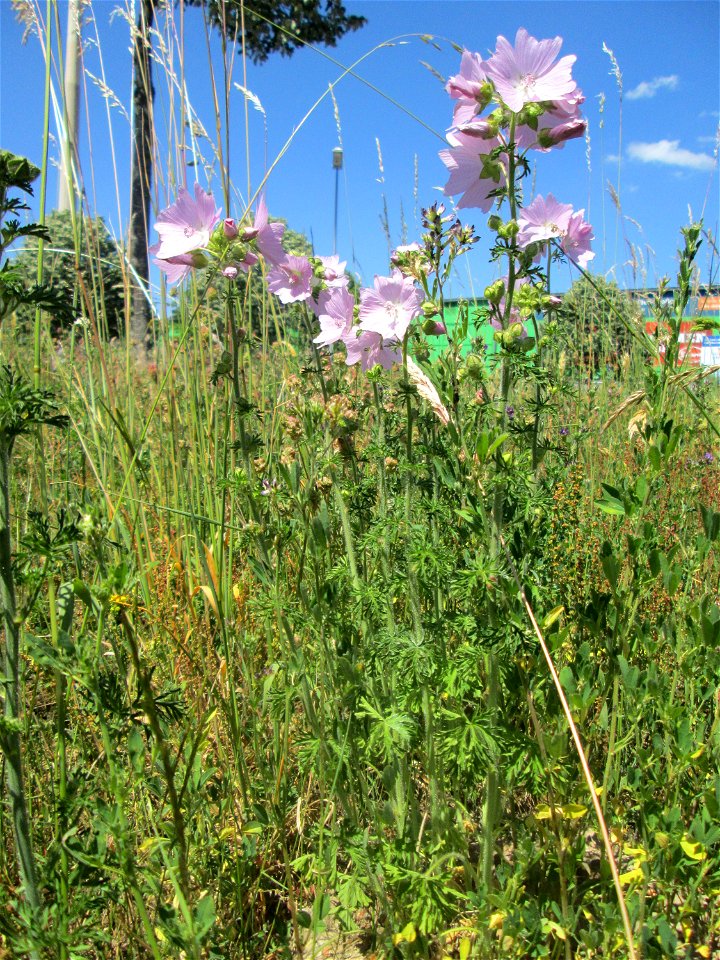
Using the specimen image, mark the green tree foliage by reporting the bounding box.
[188,0,366,62]
[558,273,643,371]
[11,210,125,338]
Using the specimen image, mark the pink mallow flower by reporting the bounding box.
[358,270,423,342]
[150,246,195,285]
[313,287,355,347]
[561,210,595,268]
[517,194,574,249]
[485,28,577,114]
[242,194,286,265]
[266,256,313,304]
[153,182,221,260]
[446,50,490,126]
[318,255,349,287]
[439,130,506,212]
[343,328,401,372]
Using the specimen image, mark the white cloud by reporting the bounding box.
[627,139,715,171]
[626,75,679,100]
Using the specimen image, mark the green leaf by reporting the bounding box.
[0,150,40,193]
[601,543,620,590]
[542,605,565,631]
[595,486,626,516]
[127,726,146,776]
[680,838,707,861]
[193,893,216,939]
[700,504,720,542]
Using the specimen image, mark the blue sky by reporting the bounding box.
[1,0,718,298]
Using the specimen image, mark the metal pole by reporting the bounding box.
[332,147,343,255]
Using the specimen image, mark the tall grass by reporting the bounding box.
[1,3,719,959]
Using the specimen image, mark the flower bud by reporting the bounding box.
[484,279,505,305]
[498,219,519,239]
[457,118,495,140]
[223,218,238,239]
[475,81,494,112]
[223,265,239,280]
[487,214,503,232]
[422,318,447,336]
[422,300,439,318]
[464,354,485,381]
[191,251,209,269]
[521,102,545,121]
[537,118,586,149]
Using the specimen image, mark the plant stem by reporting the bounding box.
[483,115,519,893]
[0,441,42,920]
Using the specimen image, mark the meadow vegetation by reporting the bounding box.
[0,6,719,959]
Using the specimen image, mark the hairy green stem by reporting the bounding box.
[483,115,519,893]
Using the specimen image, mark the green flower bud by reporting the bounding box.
[476,81,494,111]
[498,219,519,239]
[191,252,210,269]
[422,300,439,318]
[509,322,524,340]
[484,279,505,305]
[487,214,503,232]
[464,354,485,381]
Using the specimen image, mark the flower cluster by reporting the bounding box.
[439,28,594,269]
[151,186,431,376]
[516,194,594,269]
[150,28,594,390]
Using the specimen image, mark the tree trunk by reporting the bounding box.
[57,0,81,212]
[128,0,154,349]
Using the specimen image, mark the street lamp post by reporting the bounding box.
[332,146,343,255]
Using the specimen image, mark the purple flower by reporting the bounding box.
[506,405,515,419]
[517,194,574,249]
[560,426,569,436]
[149,244,195,284]
[242,194,286,266]
[223,218,238,239]
[358,270,423,342]
[446,50,491,125]
[703,451,715,464]
[439,130,506,212]
[485,28,578,114]
[561,210,595,269]
[313,287,355,347]
[317,255,349,287]
[266,256,313,304]
[153,183,221,260]
[343,328,401,372]
[261,478,279,496]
